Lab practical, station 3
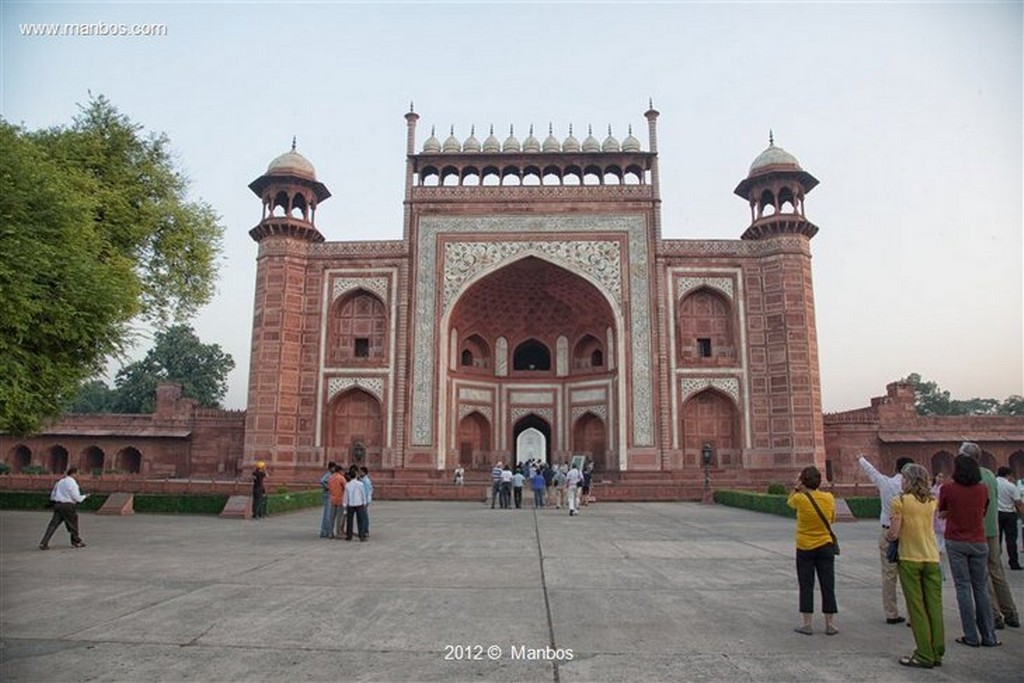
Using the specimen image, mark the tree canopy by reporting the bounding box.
[901,373,1023,416]
[67,325,234,415]
[0,96,224,434]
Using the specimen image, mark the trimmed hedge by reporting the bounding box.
[714,489,883,520]
[0,491,108,511]
[133,494,228,514]
[844,496,881,520]
[267,489,322,515]
[714,490,796,518]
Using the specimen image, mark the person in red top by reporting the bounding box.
[938,454,999,647]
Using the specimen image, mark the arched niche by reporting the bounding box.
[677,287,736,365]
[327,289,387,366]
[681,389,740,465]
[326,388,384,468]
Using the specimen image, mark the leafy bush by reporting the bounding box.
[766,482,787,495]
[21,465,48,475]
[0,462,10,475]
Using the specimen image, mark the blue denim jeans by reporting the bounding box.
[945,539,996,645]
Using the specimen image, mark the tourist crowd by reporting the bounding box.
[789,440,1022,671]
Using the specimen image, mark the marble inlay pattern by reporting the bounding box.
[458,388,492,402]
[458,404,493,422]
[495,337,508,377]
[327,377,385,403]
[510,407,553,424]
[572,405,608,422]
[331,276,389,303]
[677,276,733,301]
[442,240,621,310]
[680,377,740,405]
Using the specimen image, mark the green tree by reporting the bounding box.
[999,395,1024,416]
[0,96,223,434]
[66,379,117,414]
[113,325,234,414]
[901,373,1023,416]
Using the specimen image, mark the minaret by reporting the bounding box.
[734,134,826,470]
[244,142,331,472]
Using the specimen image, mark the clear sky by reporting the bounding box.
[2,1,1021,413]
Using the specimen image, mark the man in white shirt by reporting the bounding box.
[995,467,1023,571]
[343,473,368,541]
[39,467,89,550]
[565,464,583,516]
[857,454,913,624]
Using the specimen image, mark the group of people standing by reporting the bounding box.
[789,441,1022,671]
[318,462,373,541]
[485,459,592,516]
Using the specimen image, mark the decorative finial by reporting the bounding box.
[470,124,475,135]
[649,97,653,109]
[409,101,414,113]
[489,124,494,135]
[509,124,514,135]
[291,136,296,152]
[549,122,553,135]
[430,125,435,136]
[588,124,593,135]
[628,124,633,135]
[450,125,454,136]
[769,129,774,146]
[569,123,573,135]
[529,124,534,135]
[607,125,612,136]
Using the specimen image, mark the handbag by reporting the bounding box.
[885,494,903,563]
[886,539,900,563]
[803,491,840,555]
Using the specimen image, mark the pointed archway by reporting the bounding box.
[326,388,384,468]
[513,414,551,466]
[573,412,608,472]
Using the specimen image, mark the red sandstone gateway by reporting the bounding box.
[4,108,1022,497]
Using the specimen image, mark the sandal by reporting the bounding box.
[955,636,980,647]
[825,626,838,636]
[899,655,933,669]
[793,625,813,636]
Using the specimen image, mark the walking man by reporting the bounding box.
[343,471,368,541]
[858,454,913,624]
[490,461,502,508]
[566,463,583,516]
[995,467,1023,570]
[39,467,88,550]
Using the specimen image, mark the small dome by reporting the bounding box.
[422,126,441,153]
[563,125,580,153]
[523,125,540,153]
[502,126,521,152]
[463,126,481,153]
[542,124,561,153]
[482,125,501,153]
[621,125,641,152]
[267,140,316,179]
[749,133,801,173]
[442,126,461,153]
[582,125,601,153]
[601,126,620,153]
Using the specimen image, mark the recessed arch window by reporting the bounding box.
[513,338,551,371]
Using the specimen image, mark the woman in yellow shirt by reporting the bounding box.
[888,463,943,668]
[786,465,838,636]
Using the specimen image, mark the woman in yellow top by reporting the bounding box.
[888,463,944,668]
[786,466,838,636]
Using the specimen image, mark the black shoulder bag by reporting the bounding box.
[803,491,840,555]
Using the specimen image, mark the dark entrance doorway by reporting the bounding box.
[512,414,551,466]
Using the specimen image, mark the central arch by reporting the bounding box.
[443,255,621,470]
[513,415,551,465]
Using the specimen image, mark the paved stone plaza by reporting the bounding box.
[1,501,1020,682]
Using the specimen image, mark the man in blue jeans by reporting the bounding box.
[490,461,503,509]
